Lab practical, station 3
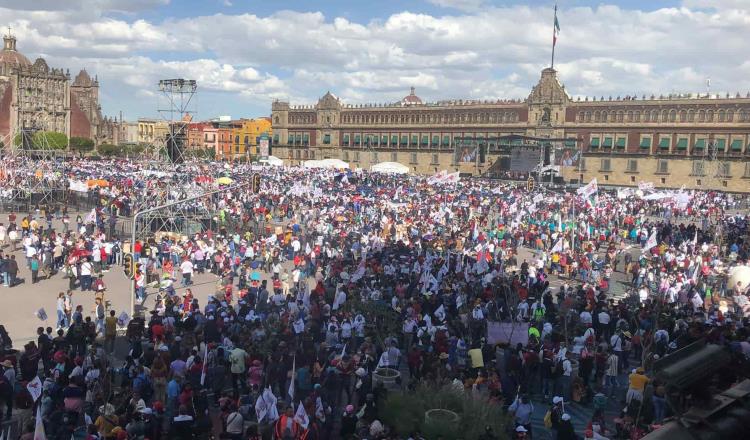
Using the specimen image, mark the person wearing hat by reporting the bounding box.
[557,413,577,440]
[514,425,529,438]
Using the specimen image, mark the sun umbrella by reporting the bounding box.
[251,271,261,281]
[217,176,234,185]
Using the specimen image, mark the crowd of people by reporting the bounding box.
[0,157,749,440]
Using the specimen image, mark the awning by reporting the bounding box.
[273,134,279,143]
[400,136,408,145]
[323,134,331,144]
[381,135,388,144]
[730,139,743,151]
[716,139,726,151]
[694,138,705,150]
[590,137,600,148]
[343,135,350,146]
[602,137,613,148]
[411,135,418,145]
[640,137,651,149]
[421,136,428,145]
[443,136,450,146]
[564,139,576,148]
[354,135,361,145]
[511,138,522,145]
[432,136,439,145]
[615,137,626,148]
[391,135,398,144]
[676,138,688,150]
[302,133,309,142]
[658,138,670,149]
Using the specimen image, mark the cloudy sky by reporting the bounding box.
[2,0,749,120]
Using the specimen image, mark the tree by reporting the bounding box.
[97,143,122,157]
[32,131,68,149]
[69,137,95,152]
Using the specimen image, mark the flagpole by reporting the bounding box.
[551,3,558,69]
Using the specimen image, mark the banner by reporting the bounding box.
[455,145,478,163]
[259,137,270,157]
[486,321,529,346]
[638,181,655,191]
[576,178,598,198]
[428,170,447,185]
[643,230,658,252]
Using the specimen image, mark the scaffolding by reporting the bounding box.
[1,62,69,211]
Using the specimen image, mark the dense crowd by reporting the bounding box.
[0,158,749,440]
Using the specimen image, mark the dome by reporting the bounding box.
[73,69,92,86]
[0,35,32,68]
[401,86,423,106]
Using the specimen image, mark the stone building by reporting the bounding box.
[271,68,750,192]
[0,30,118,146]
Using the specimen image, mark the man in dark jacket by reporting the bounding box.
[6,255,18,287]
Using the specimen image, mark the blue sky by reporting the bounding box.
[1,0,748,120]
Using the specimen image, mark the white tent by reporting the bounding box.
[370,161,409,174]
[259,155,284,167]
[303,159,350,169]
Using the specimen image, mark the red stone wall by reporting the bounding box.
[69,94,93,139]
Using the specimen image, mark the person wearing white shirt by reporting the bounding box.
[180,259,194,286]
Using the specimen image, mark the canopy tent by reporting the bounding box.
[370,161,409,174]
[259,155,284,167]
[303,159,350,169]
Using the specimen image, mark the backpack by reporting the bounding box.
[543,409,553,429]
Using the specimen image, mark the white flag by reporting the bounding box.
[27,376,43,402]
[444,171,460,184]
[293,402,310,429]
[200,342,208,386]
[434,304,446,322]
[551,238,564,253]
[576,178,598,198]
[84,208,96,224]
[643,230,658,252]
[33,405,46,440]
[255,393,268,423]
[288,356,296,402]
[315,396,326,422]
[293,318,305,334]
[263,387,280,422]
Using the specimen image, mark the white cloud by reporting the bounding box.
[4,2,750,117]
[0,0,170,12]
[426,0,486,12]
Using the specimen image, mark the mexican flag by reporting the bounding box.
[553,9,560,46]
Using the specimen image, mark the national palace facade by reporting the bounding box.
[270,68,750,192]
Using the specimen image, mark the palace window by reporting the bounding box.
[410,153,418,164]
[688,110,695,122]
[343,151,349,161]
[600,158,611,171]
[744,162,750,178]
[718,110,725,122]
[727,110,734,122]
[626,111,633,122]
[634,111,640,122]
[354,151,360,162]
[716,161,731,177]
[391,152,398,162]
[626,159,638,172]
[585,112,591,122]
[679,110,687,122]
[432,153,439,164]
[706,110,714,122]
[657,159,669,174]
